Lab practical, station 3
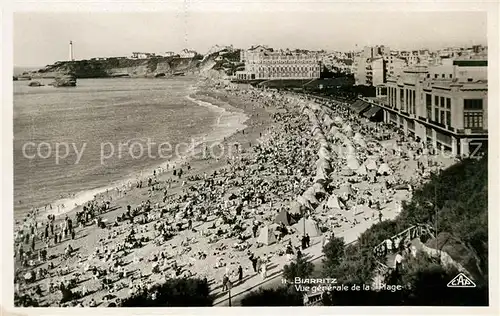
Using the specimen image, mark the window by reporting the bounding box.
[434,74,438,79]
[449,74,453,79]
[446,111,451,126]
[464,112,483,129]
[440,110,445,124]
[442,74,445,78]
[440,97,445,108]
[446,98,451,109]
[426,94,432,106]
[434,95,439,106]
[467,78,473,82]
[434,108,439,122]
[464,99,483,110]
[464,99,484,130]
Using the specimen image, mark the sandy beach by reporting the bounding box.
[13,78,456,307]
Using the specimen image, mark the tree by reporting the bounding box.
[120,277,213,307]
[283,256,314,283]
[321,236,345,277]
[241,286,303,306]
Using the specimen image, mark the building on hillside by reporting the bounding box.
[362,57,487,156]
[131,52,156,59]
[163,51,176,57]
[235,45,321,80]
[179,49,197,58]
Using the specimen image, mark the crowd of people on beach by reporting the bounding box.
[13,79,454,307]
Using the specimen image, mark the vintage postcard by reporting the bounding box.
[1,0,498,315]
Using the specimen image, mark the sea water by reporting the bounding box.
[13,77,247,220]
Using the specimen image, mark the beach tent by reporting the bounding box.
[302,187,320,206]
[332,131,345,141]
[257,225,277,245]
[315,158,332,172]
[346,155,360,170]
[323,115,334,129]
[312,182,327,196]
[275,209,296,226]
[365,159,378,171]
[356,164,368,176]
[337,184,353,200]
[340,168,355,176]
[294,217,322,237]
[334,116,343,125]
[328,126,339,136]
[289,200,306,215]
[343,124,353,135]
[354,137,367,148]
[315,167,328,183]
[297,195,314,211]
[326,194,345,210]
[353,132,363,141]
[318,146,332,161]
[346,144,356,156]
[377,163,393,175]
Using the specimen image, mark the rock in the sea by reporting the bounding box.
[51,74,77,87]
[28,81,43,87]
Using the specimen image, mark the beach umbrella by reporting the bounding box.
[354,132,363,141]
[289,200,305,215]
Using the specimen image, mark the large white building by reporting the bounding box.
[363,55,488,156]
[235,45,321,80]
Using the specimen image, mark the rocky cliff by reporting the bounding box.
[30,56,206,79]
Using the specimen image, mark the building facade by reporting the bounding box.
[179,49,197,58]
[235,46,321,80]
[370,59,487,156]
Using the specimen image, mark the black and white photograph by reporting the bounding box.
[1,1,497,313]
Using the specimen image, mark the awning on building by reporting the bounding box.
[363,106,382,118]
[350,99,371,114]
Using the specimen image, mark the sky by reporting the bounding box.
[13,11,487,67]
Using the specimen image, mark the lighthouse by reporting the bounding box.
[69,41,74,61]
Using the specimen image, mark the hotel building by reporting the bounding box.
[360,57,487,157]
[235,46,321,80]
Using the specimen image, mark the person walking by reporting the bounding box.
[238,265,243,284]
[260,261,267,280]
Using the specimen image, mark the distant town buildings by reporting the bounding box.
[179,49,197,58]
[361,51,487,157]
[236,45,321,80]
[130,49,198,59]
[352,44,488,90]
[131,52,156,59]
